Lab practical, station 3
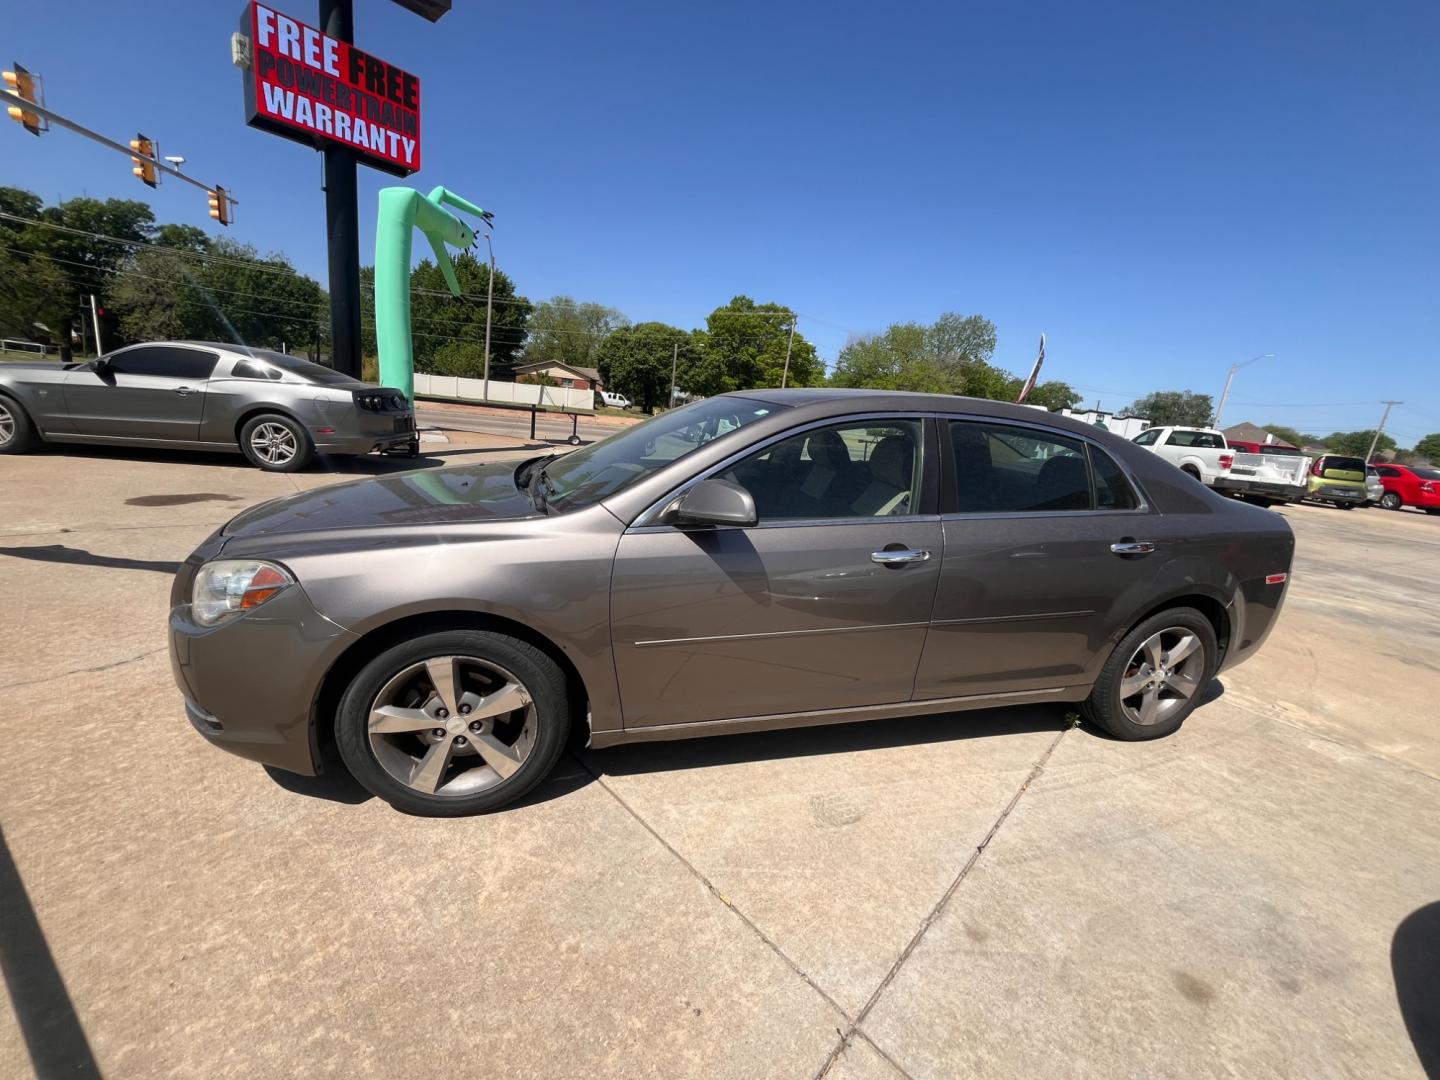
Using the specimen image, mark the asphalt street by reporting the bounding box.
[415,404,620,445]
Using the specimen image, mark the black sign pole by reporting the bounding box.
[319,0,361,378]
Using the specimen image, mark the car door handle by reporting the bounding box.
[1110,540,1156,556]
[174,386,199,396]
[871,549,931,565]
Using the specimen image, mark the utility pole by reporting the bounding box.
[319,0,361,378]
[781,317,797,389]
[1365,401,1403,463]
[90,293,104,352]
[667,341,679,412]
[480,232,495,401]
[1212,353,1274,428]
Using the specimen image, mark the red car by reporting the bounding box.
[1373,463,1440,514]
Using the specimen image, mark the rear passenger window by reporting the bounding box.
[949,422,1092,513]
[1090,447,1139,510]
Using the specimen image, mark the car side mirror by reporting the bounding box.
[91,356,109,371]
[666,478,757,528]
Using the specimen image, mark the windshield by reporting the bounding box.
[541,396,782,512]
[243,348,360,386]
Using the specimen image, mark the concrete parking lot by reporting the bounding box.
[2,432,1438,1079]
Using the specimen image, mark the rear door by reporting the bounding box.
[63,345,217,440]
[914,418,1160,699]
[609,416,943,729]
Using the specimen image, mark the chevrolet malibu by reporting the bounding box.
[0,341,416,471]
[169,390,1294,816]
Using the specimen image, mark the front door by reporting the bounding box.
[63,345,216,440]
[610,418,942,729]
[913,418,1159,699]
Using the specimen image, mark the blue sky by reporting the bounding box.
[5,0,1438,441]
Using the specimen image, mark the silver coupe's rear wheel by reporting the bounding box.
[239,413,314,472]
[0,397,37,454]
[1117,627,1204,726]
[250,422,299,466]
[367,655,537,797]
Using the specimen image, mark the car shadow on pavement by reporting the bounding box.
[585,703,1071,779]
[1393,901,1440,1078]
[26,441,528,476]
[0,543,182,574]
[0,826,102,1080]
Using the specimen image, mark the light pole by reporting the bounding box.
[1365,401,1403,463]
[1212,353,1274,428]
[480,232,495,402]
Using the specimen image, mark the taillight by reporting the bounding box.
[1422,482,1436,494]
[1219,454,1233,470]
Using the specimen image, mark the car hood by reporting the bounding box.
[222,461,539,539]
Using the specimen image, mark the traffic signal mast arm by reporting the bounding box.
[3,67,237,214]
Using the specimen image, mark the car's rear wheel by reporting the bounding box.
[1083,608,1217,740]
[1180,465,1202,482]
[1380,492,1403,511]
[240,413,314,472]
[1338,502,1356,510]
[335,630,570,816]
[0,397,37,454]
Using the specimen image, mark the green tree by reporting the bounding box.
[429,340,488,378]
[1320,430,1395,459]
[695,296,823,392]
[1259,423,1316,448]
[1024,380,1083,411]
[523,296,627,369]
[1412,433,1440,464]
[0,247,72,350]
[406,253,532,377]
[1125,390,1216,427]
[596,322,698,412]
[108,238,326,351]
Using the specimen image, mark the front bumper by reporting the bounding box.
[169,581,356,776]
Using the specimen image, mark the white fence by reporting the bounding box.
[413,373,595,411]
[1,338,57,357]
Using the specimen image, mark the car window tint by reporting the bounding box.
[1197,433,1224,449]
[1378,466,1400,477]
[108,346,218,380]
[1090,446,1139,510]
[950,421,1092,512]
[718,420,923,521]
[1132,429,1159,445]
[231,360,282,381]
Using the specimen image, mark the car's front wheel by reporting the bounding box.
[335,630,570,816]
[239,412,314,472]
[1083,608,1217,740]
[1380,492,1403,511]
[0,397,37,454]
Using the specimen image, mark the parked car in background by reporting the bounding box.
[171,389,1294,816]
[1303,454,1369,509]
[0,342,416,471]
[599,390,632,410]
[1131,425,1234,487]
[1364,466,1385,507]
[1215,440,1311,506]
[1373,463,1440,514]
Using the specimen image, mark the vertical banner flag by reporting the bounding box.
[1015,333,1045,403]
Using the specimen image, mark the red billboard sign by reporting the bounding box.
[241,2,421,175]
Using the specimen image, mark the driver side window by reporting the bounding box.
[718,420,923,521]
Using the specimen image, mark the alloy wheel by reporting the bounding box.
[1118,627,1205,726]
[250,422,298,466]
[366,655,537,797]
[0,402,14,446]
[1381,492,1402,511]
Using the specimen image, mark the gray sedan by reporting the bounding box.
[0,341,416,471]
[169,390,1295,816]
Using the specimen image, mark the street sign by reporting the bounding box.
[239,2,421,175]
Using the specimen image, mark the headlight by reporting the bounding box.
[192,559,295,627]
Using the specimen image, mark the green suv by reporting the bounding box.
[1305,454,1368,509]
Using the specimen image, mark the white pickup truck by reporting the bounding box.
[1131,426,1234,486]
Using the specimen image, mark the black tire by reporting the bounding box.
[239,412,314,472]
[1082,607,1218,741]
[335,629,570,816]
[1180,465,1202,483]
[0,395,38,454]
[1426,509,1440,516]
[1339,502,1356,510]
[1380,492,1403,511]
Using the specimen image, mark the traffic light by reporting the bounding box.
[129,134,157,187]
[208,186,231,227]
[2,63,45,136]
